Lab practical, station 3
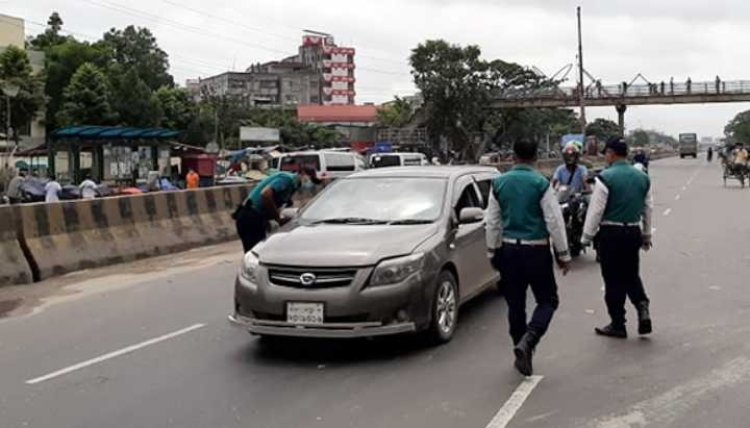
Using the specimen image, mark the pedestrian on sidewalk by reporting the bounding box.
[186,168,200,189]
[44,173,62,203]
[233,167,320,253]
[486,139,571,376]
[581,137,653,339]
[79,175,98,200]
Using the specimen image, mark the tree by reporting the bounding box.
[28,12,68,50]
[377,96,414,128]
[155,87,196,130]
[586,118,621,141]
[629,129,651,147]
[109,67,163,127]
[0,46,45,142]
[56,63,116,126]
[98,26,174,90]
[410,40,562,159]
[410,40,493,159]
[725,110,750,144]
[43,39,111,131]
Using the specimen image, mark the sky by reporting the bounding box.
[10,0,750,138]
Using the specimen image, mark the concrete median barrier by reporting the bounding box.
[15,185,252,282]
[0,206,33,285]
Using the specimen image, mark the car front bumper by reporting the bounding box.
[228,313,416,338]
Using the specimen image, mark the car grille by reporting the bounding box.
[267,266,357,289]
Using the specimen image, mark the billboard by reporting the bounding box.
[239,127,280,143]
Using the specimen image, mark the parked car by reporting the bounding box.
[277,150,366,181]
[369,152,429,168]
[229,166,500,343]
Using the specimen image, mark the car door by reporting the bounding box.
[449,175,487,301]
[473,172,502,288]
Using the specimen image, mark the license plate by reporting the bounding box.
[286,302,324,325]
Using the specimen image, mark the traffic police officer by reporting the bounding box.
[486,139,571,376]
[234,167,320,253]
[582,137,653,338]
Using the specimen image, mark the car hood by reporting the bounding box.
[258,223,440,267]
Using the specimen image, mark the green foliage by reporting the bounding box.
[56,63,116,126]
[586,118,621,141]
[627,128,677,147]
[630,129,650,147]
[98,26,174,90]
[0,46,45,141]
[155,87,197,130]
[42,39,111,131]
[377,96,414,128]
[28,12,68,50]
[410,39,568,159]
[725,110,750,144]
[109,67,163,127]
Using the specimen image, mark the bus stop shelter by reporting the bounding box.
[49,126,181,184]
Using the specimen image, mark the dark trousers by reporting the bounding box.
[235,207,267,253]
[493,245,560,345]
[598,225,649,326]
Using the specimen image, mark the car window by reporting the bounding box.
[280,154,321,172]
[300,177,447,222]
[370,154,401,168]
[403,155,423,166]
[454,181,481,218]
[324,153,355,171]
[475,179,492,208]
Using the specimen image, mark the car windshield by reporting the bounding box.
[300,177,446,223]
[370,155,401,168]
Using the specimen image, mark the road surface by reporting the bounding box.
[1,156,749,428]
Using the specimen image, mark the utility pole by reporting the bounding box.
[577,6,587,134]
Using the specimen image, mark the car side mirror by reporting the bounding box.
[459,207,484,224]
[280,207,299,220]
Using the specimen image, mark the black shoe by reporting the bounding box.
[595,324,627,338]
[637,302,652,335]
[513,331,539,376]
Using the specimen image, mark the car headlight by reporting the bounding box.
[370,253,424,286]
[241,251,260,283]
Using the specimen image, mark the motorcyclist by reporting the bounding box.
[552,142,590,194]
[632,147,650,172]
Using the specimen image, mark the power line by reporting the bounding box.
[159,0,408,66]
[85,0,410,75]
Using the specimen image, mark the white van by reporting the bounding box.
[277,150,366,180]
[369,152,429,168]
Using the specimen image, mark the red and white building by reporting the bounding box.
[300,33,356,105]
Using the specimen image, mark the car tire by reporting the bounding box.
[426,271,459,345]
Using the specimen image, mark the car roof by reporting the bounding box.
[348,165,499,179]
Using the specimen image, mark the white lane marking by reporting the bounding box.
[589,357,750,428]
[682,186,687,191]
[674,195,681,201]
[485,375,543,428]
[663,208,672,216]
[26,323,206,385]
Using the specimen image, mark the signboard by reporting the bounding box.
[240,127,280,143]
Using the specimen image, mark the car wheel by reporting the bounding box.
[427,271,459,344]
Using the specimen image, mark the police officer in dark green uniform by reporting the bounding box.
[486,139,571,376]
[234,167,320,253]
[582,137,653,338]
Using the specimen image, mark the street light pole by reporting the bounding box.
[2,82,20,148]
[577,6,587,134]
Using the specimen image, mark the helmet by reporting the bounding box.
[562,142,580,166]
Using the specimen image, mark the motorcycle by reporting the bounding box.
[556,185,589,257]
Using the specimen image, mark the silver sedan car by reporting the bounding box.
[229,166,500,343]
